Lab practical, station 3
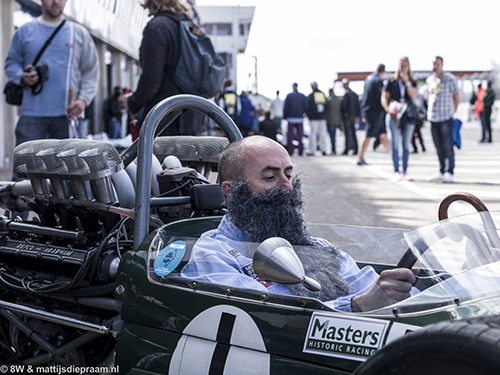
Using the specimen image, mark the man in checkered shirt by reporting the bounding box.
[425,56,460,183]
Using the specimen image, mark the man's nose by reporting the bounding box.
[280,176,293,191]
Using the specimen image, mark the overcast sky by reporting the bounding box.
[197,0,500,98]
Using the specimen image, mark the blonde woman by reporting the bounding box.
[381,57,418,180]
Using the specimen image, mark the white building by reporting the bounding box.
[197,6,255,93]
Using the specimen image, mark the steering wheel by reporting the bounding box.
[398,192,498,270]
[396,221,492,269]
[439,192,500,248]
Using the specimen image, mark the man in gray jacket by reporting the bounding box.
[326,88,342,155]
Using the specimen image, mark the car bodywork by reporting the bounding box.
[115,209,500,374]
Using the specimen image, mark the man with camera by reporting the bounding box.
[4,0,98,145]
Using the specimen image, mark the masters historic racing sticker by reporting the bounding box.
[154,240,186,277]
[303,312,389,362]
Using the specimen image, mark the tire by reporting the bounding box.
[354,315,500,375]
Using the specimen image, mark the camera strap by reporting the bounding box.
[31,19,66,96]
[32,19,66,66]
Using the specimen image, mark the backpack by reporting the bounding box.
[166,14,227,98]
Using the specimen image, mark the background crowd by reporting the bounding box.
[4,0,497,187]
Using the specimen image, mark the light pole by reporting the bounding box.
[252,55,258,94]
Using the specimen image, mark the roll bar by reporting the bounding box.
[132,95,242,248]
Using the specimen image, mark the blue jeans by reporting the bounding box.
[327,124,337,153]
[431,118,455,174]
[108,118,122,139]
[15,116,69,146]
[388,115,414,173]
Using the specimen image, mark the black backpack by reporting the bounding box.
[167,15,227,98]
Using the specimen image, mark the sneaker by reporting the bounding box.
[428,172,443,182]
[443,172,454,183]
[402,173,413,181]
[391,172,402,181]
[357,159,368,166]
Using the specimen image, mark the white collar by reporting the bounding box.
[37,16,65,28]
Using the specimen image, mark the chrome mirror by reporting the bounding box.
[253,237,321,292]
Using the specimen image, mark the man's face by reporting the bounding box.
[433,58,443,76]
[241,140,293,195]
[41,0,67,20]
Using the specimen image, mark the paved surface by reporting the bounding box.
[292,122,500,230]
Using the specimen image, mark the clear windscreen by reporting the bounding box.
[148,211,500,316]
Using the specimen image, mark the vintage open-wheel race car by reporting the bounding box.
[1,95,500,375]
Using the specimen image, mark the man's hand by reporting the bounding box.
[65,99,86,121]
[21,65,39,86]
[351,268,419,312]
[400,71,409,83]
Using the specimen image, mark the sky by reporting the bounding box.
[197,0,500,99]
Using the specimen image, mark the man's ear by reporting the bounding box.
[220,180,233,197]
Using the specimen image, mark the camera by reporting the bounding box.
[26,64,49,95]
[26,64,48,78]
[34,64,48,79]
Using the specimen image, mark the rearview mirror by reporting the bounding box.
[253,237,321,292]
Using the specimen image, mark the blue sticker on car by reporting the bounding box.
[154,240,186,276]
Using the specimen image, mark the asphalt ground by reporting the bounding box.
[292,121,500,230]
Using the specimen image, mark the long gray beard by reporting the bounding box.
[289,244,350,301]
[227,178,350,301]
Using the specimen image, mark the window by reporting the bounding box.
[204,23,232,36]
[216,23,232,36]
[239,23,251,36]
[219,52,233,71]
[204,24,214,35]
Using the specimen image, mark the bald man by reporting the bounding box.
[181,136,418,312]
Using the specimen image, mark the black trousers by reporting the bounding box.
[484,106,493,142]
[343,116,358,152]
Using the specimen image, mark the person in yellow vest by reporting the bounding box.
[220,78,238,125]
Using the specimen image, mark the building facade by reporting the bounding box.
[197,5,255,93]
